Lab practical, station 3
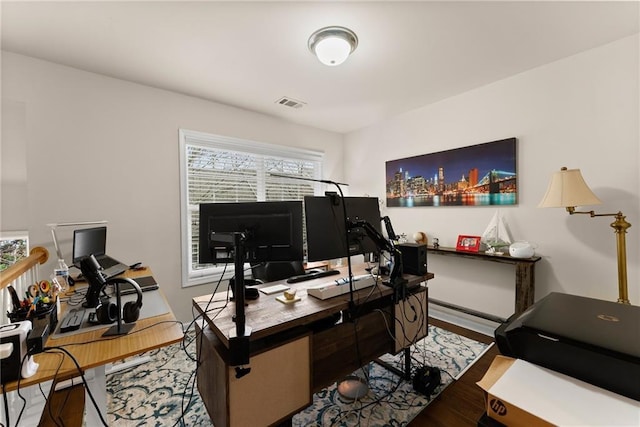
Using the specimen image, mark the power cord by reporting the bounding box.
[169,262,230,426]
[42,346,109,427]
[1,383,9,427]
[7,352,31,427]
[39,351,67,427]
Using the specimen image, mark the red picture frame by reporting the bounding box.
[456,235,481,252]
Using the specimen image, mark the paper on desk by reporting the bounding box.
[489,359,640,426]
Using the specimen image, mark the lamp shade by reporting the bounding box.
[308,26,358,66]
[538,167,602,208]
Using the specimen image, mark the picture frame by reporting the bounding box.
[1,231,29,272]
[456,235,481,252]
[385,137,517,207]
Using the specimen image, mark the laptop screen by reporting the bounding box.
[72,226,107,264]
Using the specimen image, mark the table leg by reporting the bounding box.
[374,348,412,381]
[514,263,535,315]
[84,365,107,425]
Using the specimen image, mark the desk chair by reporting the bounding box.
[251,261,306,283]
[252,261,341,332]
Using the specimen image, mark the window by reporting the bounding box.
[179,129,324,287]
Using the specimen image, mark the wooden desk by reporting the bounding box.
[427,246,541,316]
[193,264,433,427]
[2,268,184,424]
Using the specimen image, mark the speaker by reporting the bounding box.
[397,243,427,276]
[95,277,143,324]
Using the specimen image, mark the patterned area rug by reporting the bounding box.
[107,325,491,426]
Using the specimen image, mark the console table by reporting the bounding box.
[427,246,541,318]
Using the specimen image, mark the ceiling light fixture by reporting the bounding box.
[308,26,358,66]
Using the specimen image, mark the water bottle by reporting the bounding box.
[53,258,70,291]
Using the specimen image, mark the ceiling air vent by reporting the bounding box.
[275,96,306,109]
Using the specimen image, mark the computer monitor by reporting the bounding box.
[198,201,304,265]
[72,226,107,265]
[304,195,382,262]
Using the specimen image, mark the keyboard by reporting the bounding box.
[59,308,86,333]
[306,274,378,300]
[286,269,340,283]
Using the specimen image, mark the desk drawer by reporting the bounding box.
[196,323,312,427]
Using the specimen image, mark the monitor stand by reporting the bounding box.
[103,322,135,337]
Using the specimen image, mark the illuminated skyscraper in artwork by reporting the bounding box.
[393,168,406,196]
[469,168,479,187]
[437,167,445,194]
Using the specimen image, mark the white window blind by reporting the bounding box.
[179,129,323,287]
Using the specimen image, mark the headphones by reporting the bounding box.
[95,277,143,324]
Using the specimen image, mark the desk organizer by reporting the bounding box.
[9,302,58,333]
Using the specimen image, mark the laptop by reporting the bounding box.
[72,226,129,279]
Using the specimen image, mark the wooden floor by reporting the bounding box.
[409,317,499,427]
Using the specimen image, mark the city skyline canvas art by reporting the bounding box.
[385,137,517,207]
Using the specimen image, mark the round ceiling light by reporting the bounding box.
[308,26,358,66]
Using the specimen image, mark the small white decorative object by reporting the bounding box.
[509,241,535,258]
[481,210,512,251]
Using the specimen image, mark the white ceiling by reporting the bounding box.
[1,1,638,134]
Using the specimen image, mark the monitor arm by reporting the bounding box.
[349,219,407,299]
[211,231,252,376]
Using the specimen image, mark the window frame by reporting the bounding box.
[179,129,324,287]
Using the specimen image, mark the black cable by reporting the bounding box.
[1,383,9,427]
[42,346,109,427]
[171,365,198,427]
[41,351,67,427]
[9,352,30,427]
[333,186,356,309]
[39,319,187,420]
[167,261,230,425]
[49,319,184,351]
[327,310,436,424]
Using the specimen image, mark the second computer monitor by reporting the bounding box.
[304,195,382,262]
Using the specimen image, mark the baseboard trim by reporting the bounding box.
[429,304,500,337]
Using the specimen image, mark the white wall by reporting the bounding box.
[344,35,640,319]
[1,51,344,322]
[2,35,638,325]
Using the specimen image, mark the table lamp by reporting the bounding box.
[538,167,631,304]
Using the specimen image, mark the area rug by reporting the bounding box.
[106,325,492,426]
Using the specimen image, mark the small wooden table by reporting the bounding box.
[1,268,184,424]
[427,246,542,317]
